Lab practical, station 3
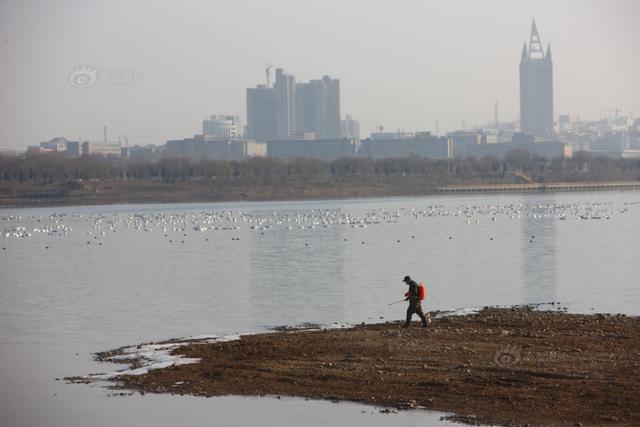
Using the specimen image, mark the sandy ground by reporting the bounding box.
[72,307,640,426]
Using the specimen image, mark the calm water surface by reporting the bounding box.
[1,192,639,427]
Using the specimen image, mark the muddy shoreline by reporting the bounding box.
[72,307,640,426]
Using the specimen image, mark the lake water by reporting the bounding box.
[1,191,639,427]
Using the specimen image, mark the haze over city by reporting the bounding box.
[1,0,639,150]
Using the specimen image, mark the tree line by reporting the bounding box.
[0,150,639,185]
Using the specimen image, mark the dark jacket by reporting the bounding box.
[405,279,421,303]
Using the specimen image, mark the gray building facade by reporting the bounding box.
[246,84,277,142]
[308,76,341,139]
[266,138,355,160]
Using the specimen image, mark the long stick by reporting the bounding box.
[388,299,406,306]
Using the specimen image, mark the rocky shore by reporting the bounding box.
[72,307,640,426]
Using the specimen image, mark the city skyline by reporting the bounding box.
[1,0,639,150]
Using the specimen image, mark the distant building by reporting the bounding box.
[0,149,18,157]
[41,137,68,152]
[25,137,80,156]
[81,141,122,157]
[358,134,450,159]
[341,114,360,140]
[554,114,637,158]
[447,131,482,157]
[66,141,80,156]
[629,119,640,149]
[126,145,164,162]
[164,135,264,161]
[520,20,554,138]
[590,133,626,158]
[370,130,412,141]
[558,115,573,133]
[451,134,566,160]
[27,137,81,156]
[266,138,355,160]
[246,85,277,142]
[202,115,240,139]
[621,150,640,159]
[27,145,56,155]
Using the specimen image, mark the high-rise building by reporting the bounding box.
[309,76,340,139]
[246,85,276,141]
[274,68,297,140]
[294,76,341,139]
[341,114,360,140]
[202,115,240,139]
[247,67,341,141]
[519,19,553,138]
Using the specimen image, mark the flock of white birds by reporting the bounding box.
[1,201,637,247]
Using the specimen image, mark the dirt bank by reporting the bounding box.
[0,178,439,208]
[4,179,640,209]
[74,307,640,426]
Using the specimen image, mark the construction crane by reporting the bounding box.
[265,64,272,88]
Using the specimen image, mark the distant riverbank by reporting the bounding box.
[2,179,640,209]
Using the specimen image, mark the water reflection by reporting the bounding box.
[521,197,557,304]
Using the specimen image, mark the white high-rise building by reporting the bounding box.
[275,68,297,140]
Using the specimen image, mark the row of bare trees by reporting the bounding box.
[0,151,638,184]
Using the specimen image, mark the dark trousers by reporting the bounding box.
[404,300,428,327]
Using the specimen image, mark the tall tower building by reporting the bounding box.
[274,68,297,140]
[246,85,276,141]
[519,19,553,138]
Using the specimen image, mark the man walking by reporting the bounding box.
[402,275,430,328]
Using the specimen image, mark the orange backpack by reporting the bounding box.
[418,282,426,300]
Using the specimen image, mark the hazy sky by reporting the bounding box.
[1,0,639,150]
